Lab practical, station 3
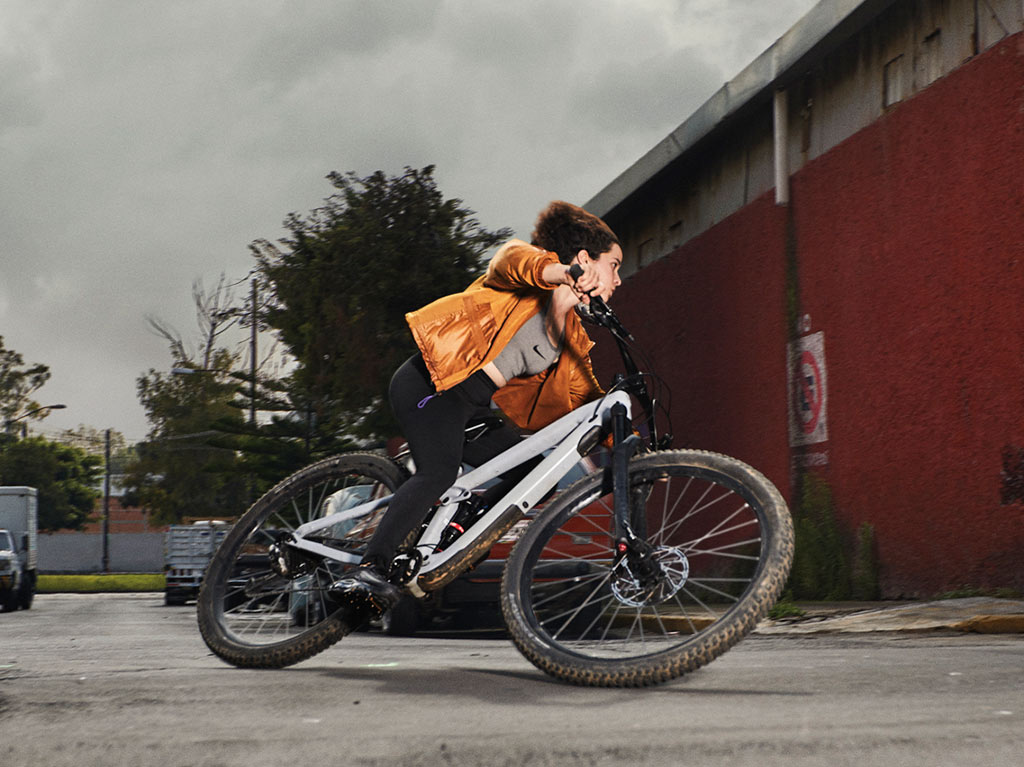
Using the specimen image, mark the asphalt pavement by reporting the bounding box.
[2,593,1022,767]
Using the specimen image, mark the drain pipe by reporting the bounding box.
[773,88,789,205]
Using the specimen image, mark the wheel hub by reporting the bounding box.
[611,546,689,607]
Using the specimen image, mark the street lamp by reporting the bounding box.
[4,403,67,438]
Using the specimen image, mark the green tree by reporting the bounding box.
[203,280,359,494]
[56,426,134,470]
[56,424,138,505]
[0,336,52,434]
[0,437,101,531]
[124,348,248,525]
[219,372,356,491]
[252,165,512,439]
[123,278,249,525]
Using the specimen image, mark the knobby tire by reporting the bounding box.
[197,452,406,669]
[500,449,794,687]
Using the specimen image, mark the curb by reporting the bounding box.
[756,598,1024,635]
[618,598,1024,636]
[951,614,1024,634]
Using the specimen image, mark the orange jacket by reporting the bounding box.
[405,240,604,430]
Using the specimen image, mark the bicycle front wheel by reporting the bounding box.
[197,452,406,669]
[501,449,793,687]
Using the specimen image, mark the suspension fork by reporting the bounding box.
[610,402,667,590]
[611,402,645,555]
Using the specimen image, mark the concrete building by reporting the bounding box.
[586,0,1024,597]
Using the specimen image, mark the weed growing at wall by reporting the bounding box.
[787,472,880,600]
[789,472,848,599]
[852,522,880,600]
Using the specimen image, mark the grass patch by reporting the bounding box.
[768,599,806,619]
[37,573,165,593]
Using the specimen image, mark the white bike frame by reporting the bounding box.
[285,389,632,576]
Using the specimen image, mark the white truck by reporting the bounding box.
[163,520,231,606]
[0,486,38,612]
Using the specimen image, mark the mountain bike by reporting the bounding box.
[197,291,794,687]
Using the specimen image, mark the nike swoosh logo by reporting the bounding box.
[533,344,544,356]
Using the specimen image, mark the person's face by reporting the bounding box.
[585,243,623,302]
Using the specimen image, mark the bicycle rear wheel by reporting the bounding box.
[197,452,406,668]
[501,449,793,687]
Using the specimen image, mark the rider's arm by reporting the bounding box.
[485,241,571,291]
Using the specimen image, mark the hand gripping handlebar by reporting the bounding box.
[568,263,633,341]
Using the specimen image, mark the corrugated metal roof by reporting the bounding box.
[585,0,899,219]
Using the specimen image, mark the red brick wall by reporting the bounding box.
[594,32,1024,597]
[74,496,167,535]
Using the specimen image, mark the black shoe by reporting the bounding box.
[329,566,401,615]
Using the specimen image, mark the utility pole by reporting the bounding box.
[250,279,258,425]
[247,279,259,506]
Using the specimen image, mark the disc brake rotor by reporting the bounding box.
[611,546,690,607]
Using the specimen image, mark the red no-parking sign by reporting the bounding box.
[788,331,829,446]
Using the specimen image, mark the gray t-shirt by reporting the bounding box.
[493,310,560,381]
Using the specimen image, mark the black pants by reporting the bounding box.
[363,354,537,570]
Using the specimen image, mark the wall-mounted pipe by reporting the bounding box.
[774,88,790,205]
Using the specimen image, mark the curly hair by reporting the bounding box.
[530,201,620,265]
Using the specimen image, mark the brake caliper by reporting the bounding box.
[611,538,689,607]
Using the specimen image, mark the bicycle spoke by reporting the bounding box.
[507,453,783,665]
[202,457,402,652]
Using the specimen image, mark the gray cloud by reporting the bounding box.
[0,0,817,441]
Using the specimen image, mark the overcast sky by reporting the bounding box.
[1,0,818,443]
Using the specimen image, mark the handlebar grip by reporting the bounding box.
[568,261,604,307]
[568,262,632,339]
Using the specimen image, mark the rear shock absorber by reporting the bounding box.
[435,495,488,551]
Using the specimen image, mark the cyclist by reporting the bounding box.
[330,200,623,613]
